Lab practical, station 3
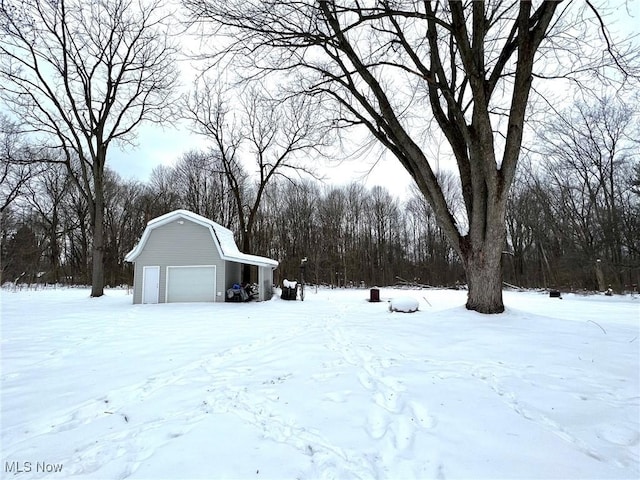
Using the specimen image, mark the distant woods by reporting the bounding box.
[2,96,639,291]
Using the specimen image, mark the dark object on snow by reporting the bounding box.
[281,286,297,300]
[226,283,249,302]
[549,290,562,298]
[281,279,298,300]
[605,287,613,296]
[369,288,380,302]
[244,283,259,300]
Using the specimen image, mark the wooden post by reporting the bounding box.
[595,259,605,292]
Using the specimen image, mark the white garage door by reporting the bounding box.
[166,266,216,303]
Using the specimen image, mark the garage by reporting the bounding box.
[166,266,216,303]
[126,210,278,304]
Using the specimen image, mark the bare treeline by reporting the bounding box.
[507,95,640,292]
[3,0,639,313]
[2,109,639,292]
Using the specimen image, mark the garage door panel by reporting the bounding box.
[167,266,216,303]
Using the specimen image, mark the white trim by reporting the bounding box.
[142,266,160,304]
[125,209,277,268]
[165,265,217,303]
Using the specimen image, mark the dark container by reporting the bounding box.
[281,286,297,301]
[370,288,380,302]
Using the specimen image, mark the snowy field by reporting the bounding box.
[1,286,639,480]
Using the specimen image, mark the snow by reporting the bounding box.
[389,296,420,313]
[283,279,298,289]
[1,287,638,479]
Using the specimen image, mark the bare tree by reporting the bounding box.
[171,149,239,224]
[263,178,320,282]
[184,80,329,268]
[61,180,92,285]
[2,222,44,284]
[532,94,639,289]
[632,163,640,196]
[317,186,347,286]
[0,116,39,214]
[140,165,184,222]
[0,0,179,296]
[183,0,639,313]
[23,162,72,284]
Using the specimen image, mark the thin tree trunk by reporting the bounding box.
[49,230,60,283]
[242,231,251,283]
[595,259,606,292]
[90,170,105,297]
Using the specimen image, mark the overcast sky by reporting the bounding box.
[108,2,638,200]
[108,119,417,197]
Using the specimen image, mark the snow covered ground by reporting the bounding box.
[1,286,638,480]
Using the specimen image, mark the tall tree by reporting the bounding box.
[538,96,637,269]
[171,149,238,224]
[0,115,39,214]
[2,223,42,284]
[102,170,146,287]
[525,94,640,290]
[183,0,639,313]
[0,0,179,296]
[184,80,328,266]
[23,162,71,284]
[140,165,184,222]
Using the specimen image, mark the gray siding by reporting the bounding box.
[132,220,226,303]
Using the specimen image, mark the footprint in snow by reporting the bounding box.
[408,401,437,429]
[373,390,401,414]
[357,372,375,390]
[366,407,390,440]
[388,416,415,451]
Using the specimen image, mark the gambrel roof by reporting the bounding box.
[124,209,278,268]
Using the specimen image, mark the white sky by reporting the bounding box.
[108,2,638,200]
[108,114,417,198]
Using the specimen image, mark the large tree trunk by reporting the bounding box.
[463,243,505,314]
[459,200,507,314]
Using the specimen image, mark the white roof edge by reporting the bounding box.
[124,209,278,268]
[147,209,232,231]
[224,253,279,268]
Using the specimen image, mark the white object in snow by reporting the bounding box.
[389,296,419,313]
[283,279,298,289]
